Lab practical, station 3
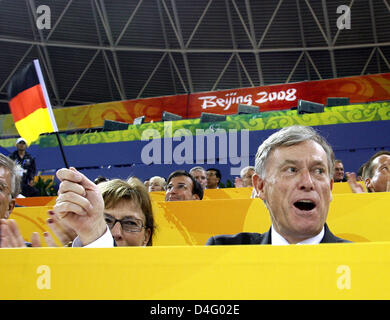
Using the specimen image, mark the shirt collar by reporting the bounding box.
[271,225,325,245]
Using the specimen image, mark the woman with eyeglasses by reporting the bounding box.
[0,177,155,248]
[98,178,155,247]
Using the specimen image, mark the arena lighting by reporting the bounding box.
[326,97,350,107]
[200,112,227,123]
[102,119,129,131]
[297,100,324,114]
[237,104,260,114]
[162,111,182,122]
[133,116,145,125]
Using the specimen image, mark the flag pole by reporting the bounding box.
[33,59,69,168]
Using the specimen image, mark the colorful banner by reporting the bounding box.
[189,73,390,117]
[1,73,389,137]
[1,101,389,148]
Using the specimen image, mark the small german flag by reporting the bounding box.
[7,60,58,145]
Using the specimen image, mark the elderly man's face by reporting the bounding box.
[165,176,198,201]
[253,140,333,244]
[366,155,390,192]
[190,170,207,189]
[0,166,15,219]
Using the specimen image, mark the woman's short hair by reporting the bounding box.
[98,178,155,246]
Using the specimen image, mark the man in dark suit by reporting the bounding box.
[207,125,351,245]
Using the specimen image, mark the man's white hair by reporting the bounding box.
[254,125,335,179]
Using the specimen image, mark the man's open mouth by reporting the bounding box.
[293,200,316,211]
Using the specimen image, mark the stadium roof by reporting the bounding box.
[0,0,389,114]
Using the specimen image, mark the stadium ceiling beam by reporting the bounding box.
[369,0,382,73]
[91,0,115,102]
[245,0,263,86]
[1,37,390,53]
[257,0,284,48]
[46,0,73,41]
[91,0,125,101]
[62,50,101,105]
[157,0,179,94]
[236,53,255,87]
[303,0,328,45]
[185,0,213,48]
[305,51,322,80]
[360,48,377,75]
[321,0,337,78]
[377,47,390,70]
[231,0,261,86]
[115,0,144,46]
[225,0,243,88]
[383,0,390,12]
[0,45,34,93]
[296,0,311,81]
[94,0,127,100]
[211,53,235,91]
[165,0,194,93]
[27,0,62,107]
[285,51,305,83]
[137,52,168,98]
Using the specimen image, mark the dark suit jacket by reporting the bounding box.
[206,224,351,245]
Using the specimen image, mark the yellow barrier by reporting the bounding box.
[148,183,365,202]
[11,192,390,246]
[148,188,254,201]
[0,242,390,299]
[332,181,366,193]
[14,182,363,208]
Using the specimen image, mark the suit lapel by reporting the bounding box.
[320,223,338,243]
[260,227,272,244]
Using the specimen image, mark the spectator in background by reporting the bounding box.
[347,151,390,193]
[9,138,39,197]
[235,166,255,188]
[0,154,21,220]
[333,160,346,182]
[206,168,221,189]
[364,151,390,192]
[356,162,366,181]
[206,125,350,245]
[94,175,109,185]
[346,162,367,193]
[165,170,203,201]
[189,166,207,190]
[148,176,166,192]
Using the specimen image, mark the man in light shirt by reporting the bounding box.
[206,125,350,245]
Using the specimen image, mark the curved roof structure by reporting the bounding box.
[0,0,389,114]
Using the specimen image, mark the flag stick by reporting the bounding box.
[55,132,69,169]
[34,59,69,168]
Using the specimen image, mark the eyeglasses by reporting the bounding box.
[104,214,146,233]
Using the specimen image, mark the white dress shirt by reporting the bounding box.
[72,225,114,248]
[271,225,325,245]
